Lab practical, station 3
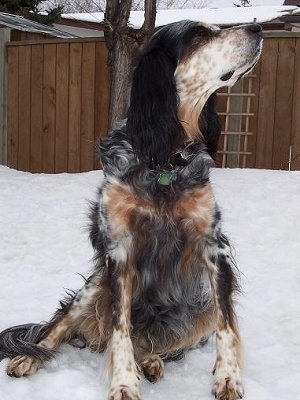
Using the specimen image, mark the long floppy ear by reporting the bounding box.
[199,93,221,160]
[126,42,185,166]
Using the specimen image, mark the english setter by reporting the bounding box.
[0,20,262,400]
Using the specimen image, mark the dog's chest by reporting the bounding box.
[130,230,213,344]
[100,179,215,344]
[103,179,214,309]
[103,180,215,241]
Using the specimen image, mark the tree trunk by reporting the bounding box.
[104,0,157,130]
[107,34,137,129]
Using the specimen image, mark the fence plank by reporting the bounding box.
[7,47,19,168]
[55,43,69,173]
[94,41,109,169]
[43,44,56,173]
[81,42,96,172]
[291,39,300,171]
[68,43,82,172]
[272,38,295,170]
[30,44,43,172]
[247,63,261,168]
[0,28,10,165]
[18,45,31,171]
[255,38,278,169]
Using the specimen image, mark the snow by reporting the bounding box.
[209,0,285,6]
[62,6,300,27]
[0,165,299,399]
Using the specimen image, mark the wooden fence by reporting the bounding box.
[6,37,109,173]
[2,32,300,172]
[254,32,300,171]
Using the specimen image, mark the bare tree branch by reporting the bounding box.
[118,0,134,27]
[104,0,119,22]
[143,0,156,32]
[46,0,212,14]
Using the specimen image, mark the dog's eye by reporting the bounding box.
[220,71,235,81]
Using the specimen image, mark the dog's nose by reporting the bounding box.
[246,24,262,33]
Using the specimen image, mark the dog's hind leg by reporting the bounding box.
[203,233,244,400]
[3,272,106,377]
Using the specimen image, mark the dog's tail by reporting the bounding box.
[0,323,54,361]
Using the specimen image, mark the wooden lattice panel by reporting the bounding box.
[216,74,256,168]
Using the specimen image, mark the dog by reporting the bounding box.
[0,20,262,400]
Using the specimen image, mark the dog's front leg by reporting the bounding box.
[106,256,141,400]
[204,234,244,400]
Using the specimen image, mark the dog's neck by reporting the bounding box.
[177,89,213,141]
[175,61,215,141]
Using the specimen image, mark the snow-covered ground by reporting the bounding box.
[0,166,299,400]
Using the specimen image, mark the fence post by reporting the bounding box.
[0,27,10,166]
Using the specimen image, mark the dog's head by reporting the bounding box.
[127,20,262,166]
[175,22,262,137]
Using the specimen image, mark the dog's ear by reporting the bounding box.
[199,93,221,160]
[126,45,185,166]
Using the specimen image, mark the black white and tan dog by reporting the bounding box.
[0,20,262,400]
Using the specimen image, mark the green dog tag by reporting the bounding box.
[157,171,173,186]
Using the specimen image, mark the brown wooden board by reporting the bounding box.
[255,38,278,169]
[55,43,69,173]
[68,43,82,172]
[7,47,19,169]
[291,38,300,171]
[272,38,295,170]
[81,42,96,172]
[247,63,261,168]
[94,41,109,169]
[42,44,56,173]
[0,28,10,165]
[30,44,43,172]
[17,45,31,171]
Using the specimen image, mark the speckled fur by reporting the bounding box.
[0,20,262,400]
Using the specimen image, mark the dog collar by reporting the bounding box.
[157,170,173,186]
[156,152,189,185]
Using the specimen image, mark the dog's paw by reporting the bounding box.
[140,355,164,383]
[6,355,40,377]
[212,377,244,400]
[108,385,142,400]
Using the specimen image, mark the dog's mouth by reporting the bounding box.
[238,61,257,80]
[219,37,262,85]
[236,40,262,80]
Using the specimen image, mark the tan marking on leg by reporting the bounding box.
[39,316,73,348]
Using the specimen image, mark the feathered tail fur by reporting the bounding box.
[0,323,54,361]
